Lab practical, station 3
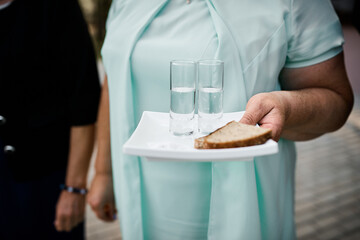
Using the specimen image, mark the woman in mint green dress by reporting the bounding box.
[87,0,353,239]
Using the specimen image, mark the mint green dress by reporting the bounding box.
[101,0,343,239]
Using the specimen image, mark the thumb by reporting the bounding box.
[240,95,270,126]
[240,110,263,126]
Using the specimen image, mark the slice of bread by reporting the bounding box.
[194,121,272,149]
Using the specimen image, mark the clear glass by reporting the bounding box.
[169,60,196,136]
[197,59,224,134]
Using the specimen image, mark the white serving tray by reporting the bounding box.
[123,111,278,162]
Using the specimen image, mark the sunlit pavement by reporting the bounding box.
[85,25,360,240]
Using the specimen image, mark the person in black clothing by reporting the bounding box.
[0,0,100,239]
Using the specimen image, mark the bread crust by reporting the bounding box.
[194,121,272,149]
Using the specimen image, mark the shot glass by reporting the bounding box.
[198,59,224,134]
[169,60,196,136]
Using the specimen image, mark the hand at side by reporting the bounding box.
[54,191,86,232]
[87,173,116,222]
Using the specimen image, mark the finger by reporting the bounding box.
[257,109,285,141]
[240,108,269,126]
[54,205,61,231]
[65,213,75,232]
[54,206,65,232]
[74,205,85,227]
[54,214,67,232]
[259,123,281,141]
[71,200,85,231]
[71,211,80,230]
[54,219,62,232]
[240,99,271,126]
[96,205,112,222]
[110,205,117,220]
[104,204,116,221]
[59,206,75,232]
[240,111,261,125]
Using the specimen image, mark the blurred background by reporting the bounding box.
[78,0,360,239]
[78,0,111,59]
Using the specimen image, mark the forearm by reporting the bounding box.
[95,76,112,175]
[65,124,95,188]
[279,53,353,141]
[87,77,116,222]
[241,54,353,142]
[279,87,352,141]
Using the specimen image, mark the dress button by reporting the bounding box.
[0,115,6,125]
[4,145,16,154]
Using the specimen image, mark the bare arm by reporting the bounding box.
[240,53,354,141]
[94,76,112,175]
[55,124,95,232]
[66,124,95,187]
[88,76,116,222]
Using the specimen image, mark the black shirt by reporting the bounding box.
[0,0,100,180]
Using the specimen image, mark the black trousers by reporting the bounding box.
[0,139,84,240]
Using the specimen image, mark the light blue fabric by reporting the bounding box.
[132,1,217,239]
[101,0,344,239]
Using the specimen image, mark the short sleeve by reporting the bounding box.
[285,0,344,68]
[62,0,101,126]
